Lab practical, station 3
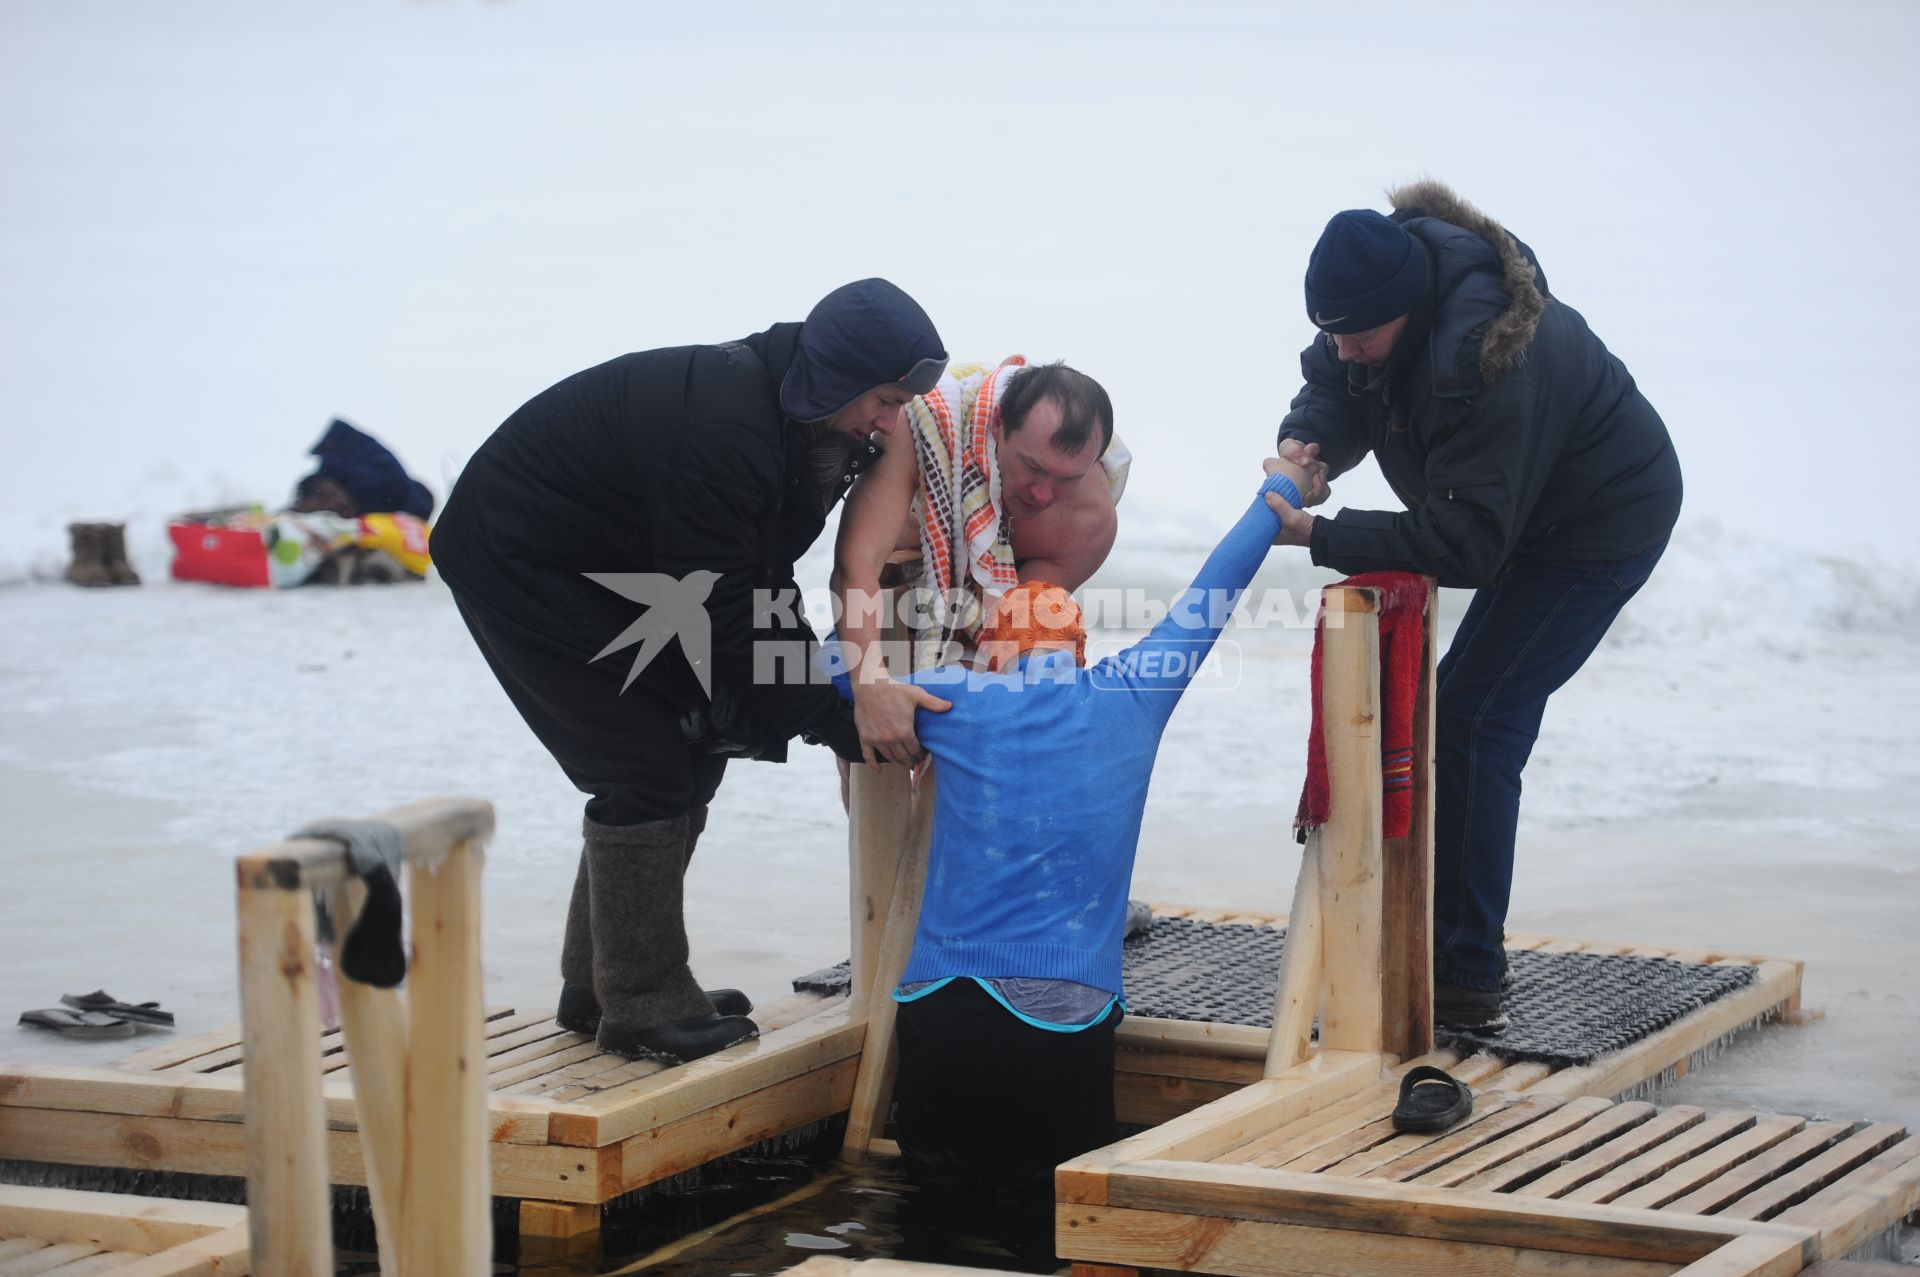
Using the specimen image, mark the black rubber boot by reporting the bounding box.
[1434,982,1508,1032]
[559,983,749,1034]
[597,1012,758,1065]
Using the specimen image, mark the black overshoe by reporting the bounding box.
[1434,982,1509,1031]
[556,982,600,1034]
[597,1012,758,1065]
[705,988,753,1018]
[556,984,752,1035]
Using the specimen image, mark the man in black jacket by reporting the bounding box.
[434,279,951,1064]
[1269,182,1682,1030]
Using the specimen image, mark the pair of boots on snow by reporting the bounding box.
[65,522,140,587]
[555,806,759,1065]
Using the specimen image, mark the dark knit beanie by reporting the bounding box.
[779,278,948,422]
[1304,210,1430,335]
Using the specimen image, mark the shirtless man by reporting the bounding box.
[831,361,1120,766]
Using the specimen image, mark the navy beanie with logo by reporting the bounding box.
[779,279,948,422]
[1304,210,1430,335]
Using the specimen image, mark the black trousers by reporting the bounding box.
[894,979,1120,1196]
[450,589,726,825]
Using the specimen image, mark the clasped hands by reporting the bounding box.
[1264,438,1330,547]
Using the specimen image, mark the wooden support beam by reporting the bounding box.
[1119,1017,1270,1061]
[329,875,409,1252]
[237,797,495,893]
[1378,578,1436,1060]
[233,858,332,1277]
[1263,847,1322,1076]
[1098,1161,1815,1263]
[398,838,492,1277]
[0,1106,612,1204]
[111,1222,253,1277]
[0,1186,245,1254]
[1055,1050,1383,1207]
[847,764,914,1016]
[1314,587,1385,1055]
[544,1000,862,1146]
[517,1199,602,1241]
[843,767,937,1159]
[613,1058,859,1194]
[1663,1234,1812,1277]
[1057,1204,1683,1277]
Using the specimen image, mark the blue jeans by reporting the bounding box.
[1433,540,1668,991]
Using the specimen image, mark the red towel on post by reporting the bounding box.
[1295,572,1428,841]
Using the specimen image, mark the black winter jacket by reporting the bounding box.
[1277,181,1682,589]
[433,323,857,759]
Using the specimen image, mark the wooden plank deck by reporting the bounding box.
[1057,1058,1919,1277]
[0,909,1807,1238]
[0,1185,249,1275]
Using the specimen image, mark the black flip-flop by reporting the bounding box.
[19,1007,135,1038]
[1391,1064,1473,1133]
[61,990,175,1027]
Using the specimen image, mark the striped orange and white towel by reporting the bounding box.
[906,357,1130,666]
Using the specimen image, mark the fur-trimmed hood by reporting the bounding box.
[1388,180,1547,386]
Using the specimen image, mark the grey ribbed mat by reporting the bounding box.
[793,914,1759,1069]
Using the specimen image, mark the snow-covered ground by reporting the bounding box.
[2,517,1916,1132]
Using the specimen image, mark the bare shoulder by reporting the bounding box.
[1011,476,1119,586]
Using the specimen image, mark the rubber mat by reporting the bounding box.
[794,914,1759,1068]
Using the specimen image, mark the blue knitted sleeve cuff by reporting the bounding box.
[1260,472,1303,509]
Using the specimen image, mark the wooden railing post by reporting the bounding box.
[331,877,408,1251]
[236,798,496,1277]
[1304,585,1386,1055]
[235,857,333,1276]
[1380,579,1438,1060]
[1263,578,1438,1070]
[399,836,491,1277]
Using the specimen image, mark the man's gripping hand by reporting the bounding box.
[1276,439,1331,506]
[1262,455,1317,548]
[852,677,952,768]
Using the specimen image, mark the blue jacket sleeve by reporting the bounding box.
[1098,474,1298,705]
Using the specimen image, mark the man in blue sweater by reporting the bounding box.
[834,458,1308,1196]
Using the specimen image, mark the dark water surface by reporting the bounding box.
[328,1141,1066,1275]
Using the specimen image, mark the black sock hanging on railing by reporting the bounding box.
[340,861,406,987]
[296,819,409,988]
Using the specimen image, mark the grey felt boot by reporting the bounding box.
[556,848,598,1034]
[583,815,756,1064]
[679,805,751,1018]
[556,805,749,1036]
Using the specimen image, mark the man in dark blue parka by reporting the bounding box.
[1270,181,1682,1029]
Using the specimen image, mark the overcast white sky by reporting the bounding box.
[3,1,1915,561]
